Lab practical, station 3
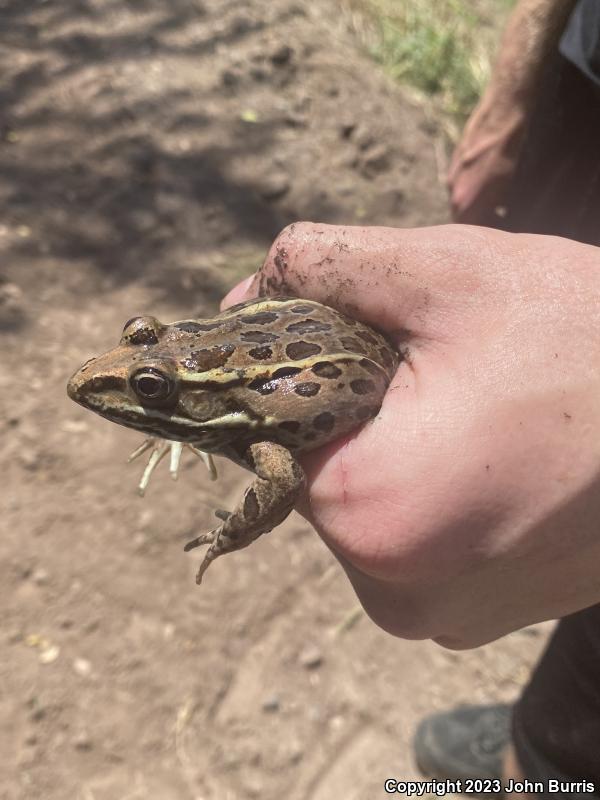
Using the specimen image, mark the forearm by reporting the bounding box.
[487,0,578,110]
[448,0,580,223]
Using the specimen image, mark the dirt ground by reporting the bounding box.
[1,1,552,798]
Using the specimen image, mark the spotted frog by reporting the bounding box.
[67,297,399,583]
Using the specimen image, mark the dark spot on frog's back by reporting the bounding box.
[174,321,222,333]
[359,358,382,376]
[286,341,322,360]
[278,420,301,434]
[183,344,234,371]
[379,346,396,369]
[272,366,302,379]
[248,345,273,361]
[248,377,277,395]
[312,361,342,379]
[313,411,335,432]
[340,336,367,354]
[356,329,379,345]
[243,488,260,521]
[285,318,332,335]
[240,311,279,325]
[291,304,314,314]
[350,379,376,395]
[294,382,320,397]
[356,404,379,420]
[240,330,279,344]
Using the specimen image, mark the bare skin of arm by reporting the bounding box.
[224,222,600,649]
[449,0,577,225]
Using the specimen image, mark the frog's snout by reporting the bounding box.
[67,370,84,403]
[66,357,97,403]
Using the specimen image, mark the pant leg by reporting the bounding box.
[502,52,600,247]
[512,604,600,787]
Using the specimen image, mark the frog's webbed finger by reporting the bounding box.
[186,441,305,585]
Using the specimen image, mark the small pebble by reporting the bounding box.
[163,622,175,640]
[73,658,92,677]
[354,125,375,151]
[261,694,280,713]
[221,68,238,87]
[259,173,290,201]
[39,645,60,665]
[288,742,304,764]
[30,707,46,722]
[362,144,390,175]
[32,567,49,585]
[60,419,89,434]
[73,732,93,751]
[19,448,39,471]
[270,44,293,66]
[298,645,323,669]
[6,628,22,645]
[329,714,345,730]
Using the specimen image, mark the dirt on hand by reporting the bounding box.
[1,1,550,798]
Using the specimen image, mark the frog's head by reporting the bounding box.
[67,316,190,441]
[67,315,258,448]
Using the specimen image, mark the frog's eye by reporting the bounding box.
[130,367,176,406]
[121,316,163,346]
[123,316,141,330]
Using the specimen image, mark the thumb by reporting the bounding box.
[222,221,500,345]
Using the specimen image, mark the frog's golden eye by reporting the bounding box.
[130,367,176,406]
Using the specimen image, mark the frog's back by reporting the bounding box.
[175,297,397,377]
[175,297,399,453]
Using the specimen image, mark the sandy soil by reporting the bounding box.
[1,1,551,798]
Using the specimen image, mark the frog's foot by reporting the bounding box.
[183,441,305,585]
[128,438,217,495]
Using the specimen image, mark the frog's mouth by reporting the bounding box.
[67,368,229,445]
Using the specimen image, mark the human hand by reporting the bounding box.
[447,94,526,225]
[224,222,600,648]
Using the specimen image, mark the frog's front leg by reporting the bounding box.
[184,441,305,584]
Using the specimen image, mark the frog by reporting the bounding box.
[67,296,399,583]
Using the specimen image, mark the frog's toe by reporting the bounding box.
[183,529,216,552]
[195,553,215,585]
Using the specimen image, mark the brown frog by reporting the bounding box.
[67,296,399,583]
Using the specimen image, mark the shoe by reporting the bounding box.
[414,704,511,782]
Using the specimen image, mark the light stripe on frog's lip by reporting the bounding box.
[87,398,276,436]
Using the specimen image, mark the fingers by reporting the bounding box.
[221,274,255,309]
[223,221,501,339]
